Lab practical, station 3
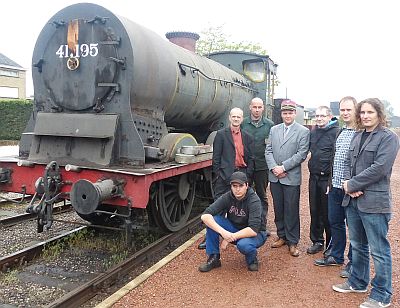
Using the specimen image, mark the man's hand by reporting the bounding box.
[277,172,287,179]
[343,180,363,198]
[343,180,349,194]
[272,165,285,177]
[348,191,364,198]
[220,239,229,250]
[220,229,237,243]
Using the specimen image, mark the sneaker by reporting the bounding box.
[307,242,324,254]
[360,298,391,308]
[314,255,343,267]
[198,254,221,272]
[340,262,352,278]
[332,281,367,293]
[248,258,259,271]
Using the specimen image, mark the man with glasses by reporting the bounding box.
[198,171,267,272]
[306,106,339,255]
[314,96,357,278]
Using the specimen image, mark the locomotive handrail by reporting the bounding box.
[177,62,256,92]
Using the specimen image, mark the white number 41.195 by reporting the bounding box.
[56,43,99,58]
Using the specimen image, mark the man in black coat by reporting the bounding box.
[307,106,340,254]
[198,107,255,250]
[212,107,255,199]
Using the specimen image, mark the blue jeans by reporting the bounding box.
[328,188,352,263]
[205,215,267,265]
[346,200,392,304]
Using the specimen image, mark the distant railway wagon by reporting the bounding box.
[0,3,277,239]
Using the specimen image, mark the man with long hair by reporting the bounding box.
[332,98,399,308]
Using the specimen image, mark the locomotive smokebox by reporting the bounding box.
[70,179,116,215]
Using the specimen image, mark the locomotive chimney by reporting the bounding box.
[165,31,200,52]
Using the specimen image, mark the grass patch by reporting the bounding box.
[41,227,161,269]
[0,269,19,284]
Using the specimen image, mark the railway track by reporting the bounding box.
[0,193,30,206]
[0,213,203,307]
[45,215,202,308]
[0,202,72,227]
[0,227,86,272]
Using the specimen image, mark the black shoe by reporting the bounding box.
[247,260,258,272]
[198,254,221,272]
[307,242,324,254]
[314,255,343,267]
[248,258,259,271]
[198,239,206,250]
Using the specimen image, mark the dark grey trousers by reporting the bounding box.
[270,181,300,245]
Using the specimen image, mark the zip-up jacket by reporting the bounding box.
[203,187,265,233]
[308,118,340,177]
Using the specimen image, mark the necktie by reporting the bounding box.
[284,126,289,138]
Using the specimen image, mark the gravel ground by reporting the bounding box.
[113,152,400,308]
[0,227,141,307]
[0,209,87,257]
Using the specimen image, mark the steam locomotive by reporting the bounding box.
[0,3,277,238]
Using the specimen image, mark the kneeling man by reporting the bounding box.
[199,171,267,272]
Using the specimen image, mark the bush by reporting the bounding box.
[0,99,32,140]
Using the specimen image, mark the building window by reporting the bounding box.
[0,69,19,77]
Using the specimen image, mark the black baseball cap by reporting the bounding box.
[230,171,248,185]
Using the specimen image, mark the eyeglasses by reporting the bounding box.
[315,114,328,118]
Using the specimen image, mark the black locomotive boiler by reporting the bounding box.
[0,3,277,237]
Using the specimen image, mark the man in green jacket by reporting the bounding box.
[242,97,274,228]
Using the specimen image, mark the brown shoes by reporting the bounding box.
[271,238,286,248]
[271,238,300,257]
[289,245,300,257]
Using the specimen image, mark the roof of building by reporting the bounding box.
[0,52,23,69]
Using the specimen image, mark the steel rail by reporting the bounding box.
[0,194,31,205]
[45,215,203,308]
[0,227,86,272]
[0,203,72,227]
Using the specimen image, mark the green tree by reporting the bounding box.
[196,25,267,56]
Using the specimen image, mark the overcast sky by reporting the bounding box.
[1,0,399,115]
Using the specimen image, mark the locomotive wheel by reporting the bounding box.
[150,173,195,232]
[196,167,215,201]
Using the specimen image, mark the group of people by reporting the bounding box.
[197,96,399,308]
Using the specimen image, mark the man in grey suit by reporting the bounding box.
[265,100,310,257]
